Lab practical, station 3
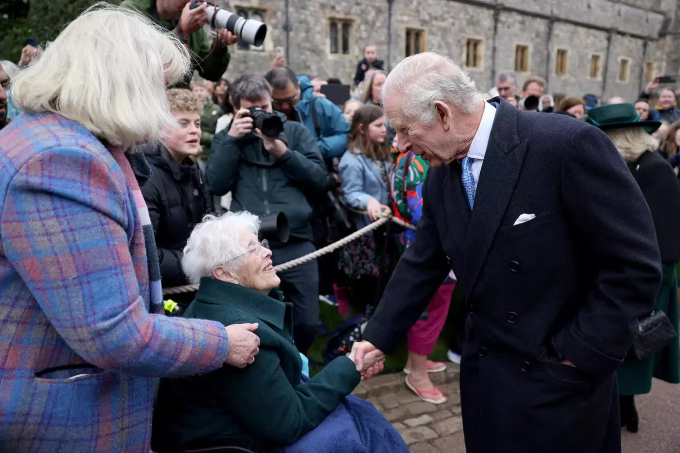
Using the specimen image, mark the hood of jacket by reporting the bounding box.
[298,76,315,102]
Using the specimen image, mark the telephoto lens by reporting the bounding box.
[248,107,284,139]
[190,1,267,47]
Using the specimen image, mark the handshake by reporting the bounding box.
[347,341,386,380]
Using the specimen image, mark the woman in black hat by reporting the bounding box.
[587,103,680,433]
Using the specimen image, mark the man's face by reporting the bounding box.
[496,79,517,101]
[0,66,8,128]
[157,0,187,20]
[635,101,650,121]
[659,90,677,109]
[364,46,377,64]
[385,94,468,168]
[521,82,544,99]
[192,85,210,104]
[239,93,273,113]
[163,111,201,158]
[271,80,299,115]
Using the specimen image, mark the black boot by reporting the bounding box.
[619,395,639,433]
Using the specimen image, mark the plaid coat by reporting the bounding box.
[0,113,230,452]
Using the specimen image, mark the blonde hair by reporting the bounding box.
[360,70,387,105]
[11,3,190,148]
[604,127,659,162]
[167,89,202,115]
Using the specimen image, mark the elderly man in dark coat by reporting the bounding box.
[352,52,662,453]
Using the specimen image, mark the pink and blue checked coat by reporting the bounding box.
[0,113,230,452]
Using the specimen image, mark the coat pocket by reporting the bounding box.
[34,364,108,384]
[498,210,552,240]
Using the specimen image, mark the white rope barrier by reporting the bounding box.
[162,212,416,296]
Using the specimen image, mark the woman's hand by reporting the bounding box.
[366,198,390,222]
[224,323,260,368]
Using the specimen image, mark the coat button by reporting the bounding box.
[520,360,532,372]
[468,301,477,313]
[506,312,518,324]
[509,261,521,273]
[478,346,488,357]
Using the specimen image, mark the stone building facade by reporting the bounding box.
[216,0,680,103]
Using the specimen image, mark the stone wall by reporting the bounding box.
[215,0,680,102]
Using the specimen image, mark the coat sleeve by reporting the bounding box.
[339,154,372,210]
[211,347,360,444]
[277,125,329,192]
[362,174,450,353]
[555,126,662,379]
[140,178,185,285]
[1,147,230,377]
[206,130,241,196]
[317,102,351,159]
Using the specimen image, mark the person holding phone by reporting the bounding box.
[640,76,680,124]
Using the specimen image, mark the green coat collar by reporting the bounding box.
[195,277,289,331]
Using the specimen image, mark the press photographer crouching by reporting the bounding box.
[206,73,329,354]
[121,0,238,87]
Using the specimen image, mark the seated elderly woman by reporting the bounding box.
[152,211,407,453]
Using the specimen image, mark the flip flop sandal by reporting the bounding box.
[403,361,447,375]
[405,375,448,405]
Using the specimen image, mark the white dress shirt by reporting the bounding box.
[466,101,497,195]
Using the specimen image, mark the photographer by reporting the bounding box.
[206,73,329,354]
[121,0,237,86]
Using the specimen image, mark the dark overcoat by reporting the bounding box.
[363,98,662,453]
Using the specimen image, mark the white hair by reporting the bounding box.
[382,52,482,124]
[10,3,190,148]
[0,60,20,79]
[604,127,659,163]
[182,212,261,285]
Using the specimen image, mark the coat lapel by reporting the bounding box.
[462,99,527,294]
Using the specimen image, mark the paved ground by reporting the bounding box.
[354,367,680,452]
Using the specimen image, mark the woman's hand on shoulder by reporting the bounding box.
[224,323,261,368]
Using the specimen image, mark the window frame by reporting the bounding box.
[327,16,355,57]
[514,44,530,73]
[464,37,485,71]
[405,27,426,57]
[618,57,632,83]
[588,53,603,80]
[555,48,568,76]
[644,61,655,84]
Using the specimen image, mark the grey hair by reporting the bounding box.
[382,52,482,124]
[230,73,273,108]
[0,60,20,79]
[497,71,517,85]
[182,211,261,285]
[265,67,298,91]
[10,3,190,148]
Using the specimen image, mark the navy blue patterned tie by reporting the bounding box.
[462,156,475,209]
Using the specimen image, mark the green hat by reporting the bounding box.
[586,103,661,133]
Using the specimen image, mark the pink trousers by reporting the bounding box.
[407,281,456,356]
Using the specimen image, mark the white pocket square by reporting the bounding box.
[513,213,536,226]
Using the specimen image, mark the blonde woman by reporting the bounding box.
[587,104,680,433]
[0,5,259,452]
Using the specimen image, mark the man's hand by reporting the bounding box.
[228,108,254,139]
[224,323,260,368]
[271,55,286,69]
[179,2,208,36]
[215,29,238,49]
[350,341,386,380]
[256,129,287,158]
[18,45,39,67]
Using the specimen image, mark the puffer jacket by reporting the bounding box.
[206,111,328,241]
[139,142,213,287]
[294,76,350,159]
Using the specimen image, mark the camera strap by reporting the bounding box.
[311,96,322,139]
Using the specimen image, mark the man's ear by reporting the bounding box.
[434,101,452,132]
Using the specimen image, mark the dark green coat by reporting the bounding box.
[206,113,329,241]
[121,0,230,87]
[200,99,224,160]
[152,278,360,452]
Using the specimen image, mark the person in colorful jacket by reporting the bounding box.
[390,140,456,405]
[0,7,259,452]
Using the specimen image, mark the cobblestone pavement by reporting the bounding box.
[354,367,680,453]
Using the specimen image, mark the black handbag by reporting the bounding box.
[631,310,678,361]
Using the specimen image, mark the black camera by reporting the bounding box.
[259,212,290,243]
[519,95,539,111]
[248,107,284,139]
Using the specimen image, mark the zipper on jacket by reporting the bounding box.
[261,168,271,215]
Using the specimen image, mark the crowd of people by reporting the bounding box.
[0,2,679,453]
